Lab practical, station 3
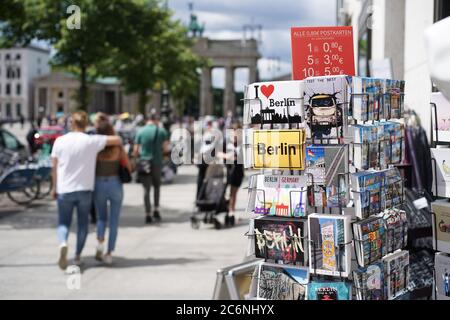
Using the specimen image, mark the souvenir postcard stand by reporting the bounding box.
[430,98,450,198]
[430,108,450,259]
[348,82,410,300]
[429,200,450,300]
[243,80,353,300]
[430,97,450,299]
[242,89,310,299]
[243,93,308,217]
[429,161,450,299]
[242,76,410,300]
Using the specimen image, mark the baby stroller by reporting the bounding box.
[191,164,233,230]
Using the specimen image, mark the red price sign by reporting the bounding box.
[290,26,355,80]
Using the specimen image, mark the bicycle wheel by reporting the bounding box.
[36,177,52,199]
[7,181,40,205]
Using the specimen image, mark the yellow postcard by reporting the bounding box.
[252,129,306,169]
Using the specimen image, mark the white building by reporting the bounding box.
[0,46,51,121]
[337,0,450,139]
[33,71,163,117]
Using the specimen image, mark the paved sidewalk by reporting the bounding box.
[0,165,250,299]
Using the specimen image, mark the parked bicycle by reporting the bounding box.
[0,149,52,205]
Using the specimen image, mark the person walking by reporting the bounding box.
[219,123,244,226]
[26,123,38,154]
[93,115,131,265]
[37,114,43,128]
[196,120,216,198]
[51,111,122,270]
[134,112,169,224]
[19,114,25,129]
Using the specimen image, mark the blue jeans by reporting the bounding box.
[57,191,92,256]
[94,176,123,253]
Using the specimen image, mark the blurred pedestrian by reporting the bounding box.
[218,123,244,225]
[51,111,122,270]
[37,115,43,128]
[93,114,131,265]
[225,110,234,129]
[26,123,38,154]
[134,111,169,224]
[19,114,25,129]
[196,120,218,198]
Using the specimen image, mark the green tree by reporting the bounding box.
[1,0,110,110]
[103,5,204,116]
[1,0,203,115]
[1,0,154,110]
[99,6,164,114]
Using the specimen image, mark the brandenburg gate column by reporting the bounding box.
[248,63,258,84]
[223,65,235,116]
[200,67,213,116]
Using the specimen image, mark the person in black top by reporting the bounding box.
[219,123,244,226]
[26,123,38,154]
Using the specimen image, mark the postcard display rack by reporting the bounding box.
[241,76,413,300]
[429,92,450,300]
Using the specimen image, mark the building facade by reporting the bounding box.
[33,71,162,117]
[337,0,450,139]
[0,46,51,121]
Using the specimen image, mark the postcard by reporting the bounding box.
[431,92,450,143]
[431,201,450,254]
[304,76,348,139]
[257,262,309,300]
[353,262,385,300]
[252,129,306,170]
[307,281,351,300]
[435,252,450,300]
[249,174,308,217]
[308,214,352,277]
[243,81,304,126]
[383,250,409,300]
[254,216,308,265]
[305,145,349,208]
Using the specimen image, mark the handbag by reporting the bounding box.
[119,162,132,183]
[137,159,152,175]
[137,126,159,176]
[119,148,132,183]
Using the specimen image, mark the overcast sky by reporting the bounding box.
[169,0,337,90]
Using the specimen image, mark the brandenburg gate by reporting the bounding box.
[192,38,260,116]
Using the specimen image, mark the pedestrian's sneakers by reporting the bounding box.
[58,244,68,270]
[73,256,83,267]
[95,243,104,261]
[146,215,153,224]
[225,214,235,227]
[153,210,161,222]
[104,254,113,266]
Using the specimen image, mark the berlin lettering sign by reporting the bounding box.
[291,26,355,80]
[252,129,306,170]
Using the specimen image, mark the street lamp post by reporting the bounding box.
[160,87,172,132]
